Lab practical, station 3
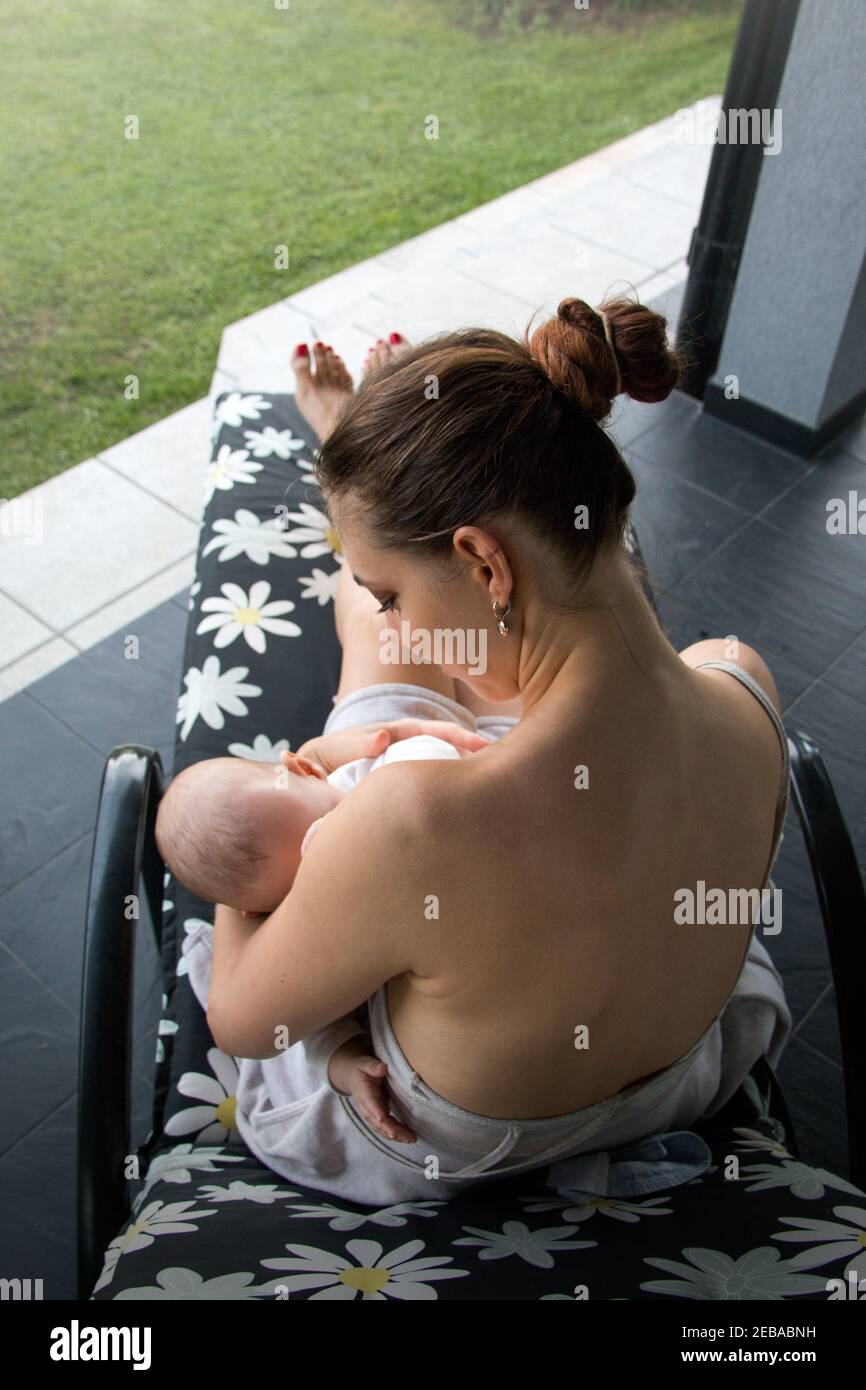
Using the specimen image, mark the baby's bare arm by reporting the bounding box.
[329,1036,417,1144]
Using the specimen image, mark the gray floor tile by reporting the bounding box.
[0,834,93,1015]
[795,984,843,1069]
[0,943,77,1156]
[629,403,811,514]
[822,628,866,707]
[0,1094,77,1299]
[760,447,866,570]
[667,517,866,680]
[0,696,102,896]
[27,597,187,774]
[628,451,751,592]
[0,829,162,1041]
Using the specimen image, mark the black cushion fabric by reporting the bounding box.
[92,391,863,1301]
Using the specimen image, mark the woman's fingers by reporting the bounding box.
[373,718,491,752]
[362,728,391,757]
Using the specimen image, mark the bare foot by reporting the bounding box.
[363,331,411,379]
[292,341,353,442]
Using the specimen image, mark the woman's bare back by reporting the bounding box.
[384,647,785,1120]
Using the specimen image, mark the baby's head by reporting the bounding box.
[156,753,343,913]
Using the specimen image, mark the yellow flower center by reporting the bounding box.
[232,606,262,627]
[121,1217,148,1251]
[216,1095,238,1131]
[324,526,342,555]
[212,460,228,478]
[857,1229,866,1248]
[339,1266,390,1294]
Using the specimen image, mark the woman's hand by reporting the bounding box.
[295,718,490,775]
[329,1036,417,1143]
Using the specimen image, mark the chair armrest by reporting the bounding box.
[77,745,165,1300]
[787,728,866,1191]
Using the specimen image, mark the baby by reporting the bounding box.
[156,732,469,914]
[156,729,476,1138]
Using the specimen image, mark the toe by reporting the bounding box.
[292,343,311,381]
[331,353,353,390]
[313,341,329,378]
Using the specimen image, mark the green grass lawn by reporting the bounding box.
[1,0,740,496]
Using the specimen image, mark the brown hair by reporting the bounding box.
[317,296,685,591]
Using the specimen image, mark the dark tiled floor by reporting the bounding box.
[1,383,864,1300]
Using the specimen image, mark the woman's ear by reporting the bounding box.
[452,525,513,605]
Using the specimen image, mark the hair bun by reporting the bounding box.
[527,295,684,421]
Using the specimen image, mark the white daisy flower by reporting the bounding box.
[279,502,343,561]
[197,580,301,654]
[134,1146,245,1205]
[740,1160,863,1201]
[520,1194,673,1224]
[284,1201,443,1232]
[731,1125,793,1159]
[203,445,262,505]
[164,1048,240,1144]
[199,1181,299,1205]
[203,508,298,566]
[93,1200,218,1293]
[773,1205,866,1280]
[453,1220,593,1269]
[227,733,291,761]
[259,1237,471,1300]
[212,392,273,437]
[243,425,306,459]
[641,1245,829,1299]
[187,579,202,613]
[176,656,262,741]
[115,1267,273,1301]
[298,568,340,605]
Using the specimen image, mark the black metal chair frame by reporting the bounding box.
[76,730,866,1299]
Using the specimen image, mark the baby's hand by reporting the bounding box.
[329,1041,417,1144]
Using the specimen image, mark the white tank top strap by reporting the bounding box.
[692,658,790,881]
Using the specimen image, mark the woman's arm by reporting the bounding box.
[206,763,429,1060]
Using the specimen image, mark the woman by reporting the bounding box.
[200,297,791,1206]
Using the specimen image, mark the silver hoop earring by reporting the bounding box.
[492,599,512,637]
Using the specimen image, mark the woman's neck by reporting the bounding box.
[515,552,685,720]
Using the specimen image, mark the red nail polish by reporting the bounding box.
[296,343,308,357]
[314,340,324,348]
[389,332,402,344]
